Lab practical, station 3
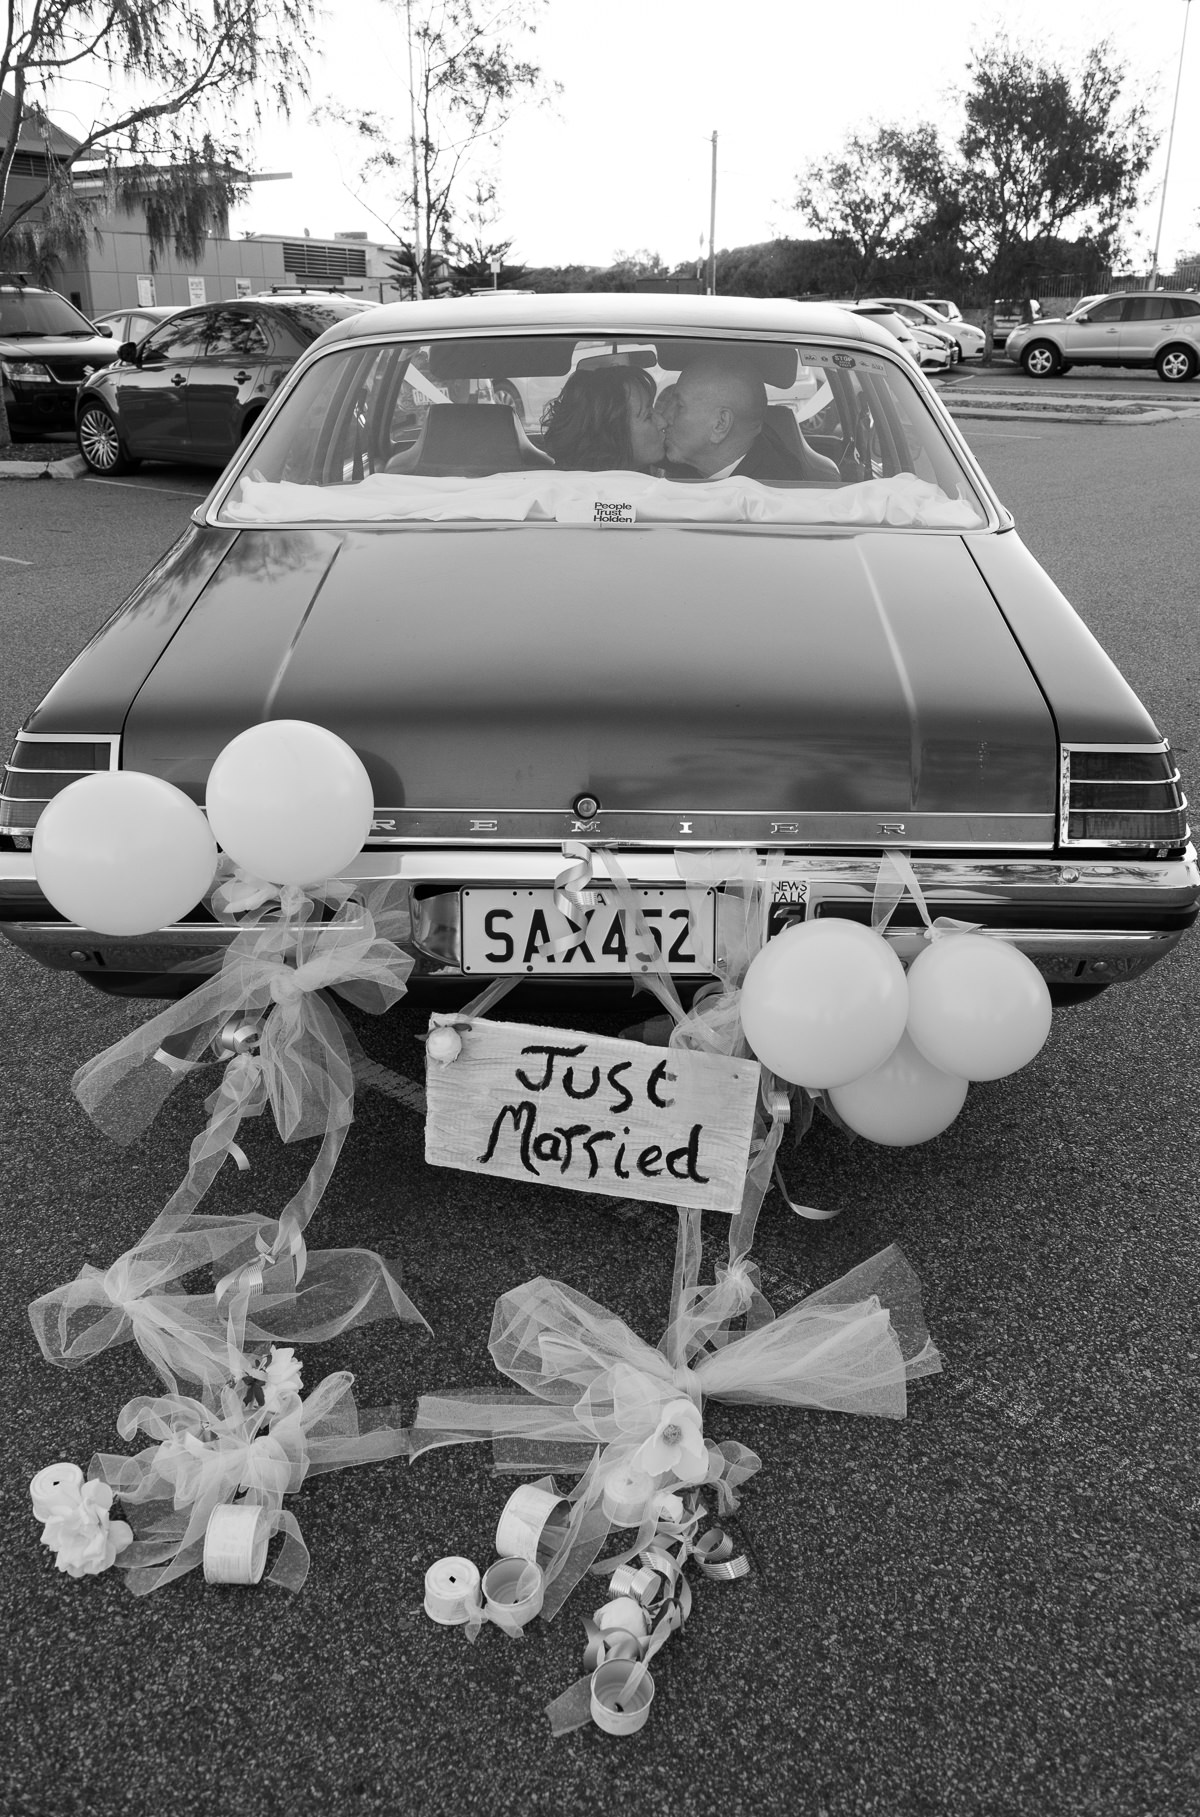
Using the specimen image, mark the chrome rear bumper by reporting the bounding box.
[1,845,1196,989]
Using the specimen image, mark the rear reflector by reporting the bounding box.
[1062,744,1189,850]
[0,734,119,835]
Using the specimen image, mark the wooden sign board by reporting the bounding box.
[424,1020,760,1214]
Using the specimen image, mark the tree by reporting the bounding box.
[792,123,949,295]
[332,0,556,300]
[712,237,861,300]
[518,260,602,292]
[956,38,1157,357]
[445,178,526,292]
[0,0,313,445]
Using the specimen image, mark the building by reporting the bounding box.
[62,218,415,315]
[2,88,417,311]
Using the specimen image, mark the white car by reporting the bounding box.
[858,299,958,369]
[831,303,921,366]
[909,324,955,371]
[871,297,986,362]
[922,297,972,327]
[90,304,183,349]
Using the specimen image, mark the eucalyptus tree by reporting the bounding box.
[792,122,949,296]
[957,38,1157,356]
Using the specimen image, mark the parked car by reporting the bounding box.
[920,298,964,321]
[230,288,380,311]
[831,302,923,366]
[90,304,183,348]
[857,300,958,369]
[870,297,987,362]
[73,294,370,473]
[992,298,1043,351]
[0,278,122,436]
[908,323,956,371]
[1005,291,1200,382]
[1,293,1195,1008]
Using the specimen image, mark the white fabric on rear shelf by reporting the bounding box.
[223,469,982,529]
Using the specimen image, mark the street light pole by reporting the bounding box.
[708,130,718,295]
[1149,0,1192,289]
[406,0,423,299]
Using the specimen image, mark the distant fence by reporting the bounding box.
[1036,262,1200,302]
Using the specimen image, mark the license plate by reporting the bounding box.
[461,887,716,974]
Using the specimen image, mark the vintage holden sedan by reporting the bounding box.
[0,294,1196,1004]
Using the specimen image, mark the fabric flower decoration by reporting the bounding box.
[261,1346,303,1418]
[632,1397,709,1487]
[238,1345,303,1419]
[39,1479,133,1578]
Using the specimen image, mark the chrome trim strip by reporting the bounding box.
[1069,805,1189,818]
[363,809,1055,847]
[6,733,121,757]
[1062,740,1172,752]
[3,847,1197,895]
[4,765,110,778]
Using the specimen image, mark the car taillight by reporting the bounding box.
[1061,744,1190,850]
[0,734,119,839]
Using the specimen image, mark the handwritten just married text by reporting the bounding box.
[424,1021,761,1213]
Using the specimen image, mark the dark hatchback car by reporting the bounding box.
[0,279,121,435]
[1,294,1196,1007]
[73,294,369,474]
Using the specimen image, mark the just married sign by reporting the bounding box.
[424,1020,761,1213]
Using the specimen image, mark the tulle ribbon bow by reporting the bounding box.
[28,1219,276,1391]
[411,1239,940,1619]
[92,1369,409,1594]
[28,1215,428,1394]
[71,892,415,1254]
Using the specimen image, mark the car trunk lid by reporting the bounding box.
[121,524,1058,845]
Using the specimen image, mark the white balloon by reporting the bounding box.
[829,1032,968,1146]
[906,935,1052,1081]
[739,919,909,1089]
[205,720,374,885]
[33,772,217,936]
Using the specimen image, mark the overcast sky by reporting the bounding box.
[228,0,1199,271]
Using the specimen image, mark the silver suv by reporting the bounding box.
[1005,291,1200,382]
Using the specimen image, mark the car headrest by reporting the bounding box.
[654,339,799,388]
[408,403,543,476]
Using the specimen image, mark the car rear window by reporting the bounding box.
[218,332,987,530]
[273,300,372,340]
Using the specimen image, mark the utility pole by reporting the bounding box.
[708,131,718,295]
[1150,0,1192,289]
[406,0,423,298]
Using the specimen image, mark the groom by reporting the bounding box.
[659,356,839,483]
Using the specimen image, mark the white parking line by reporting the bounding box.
[0,554,34,564]
[84,477,208,498]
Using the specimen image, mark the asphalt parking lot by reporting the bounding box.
[1,402,1199,1817]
